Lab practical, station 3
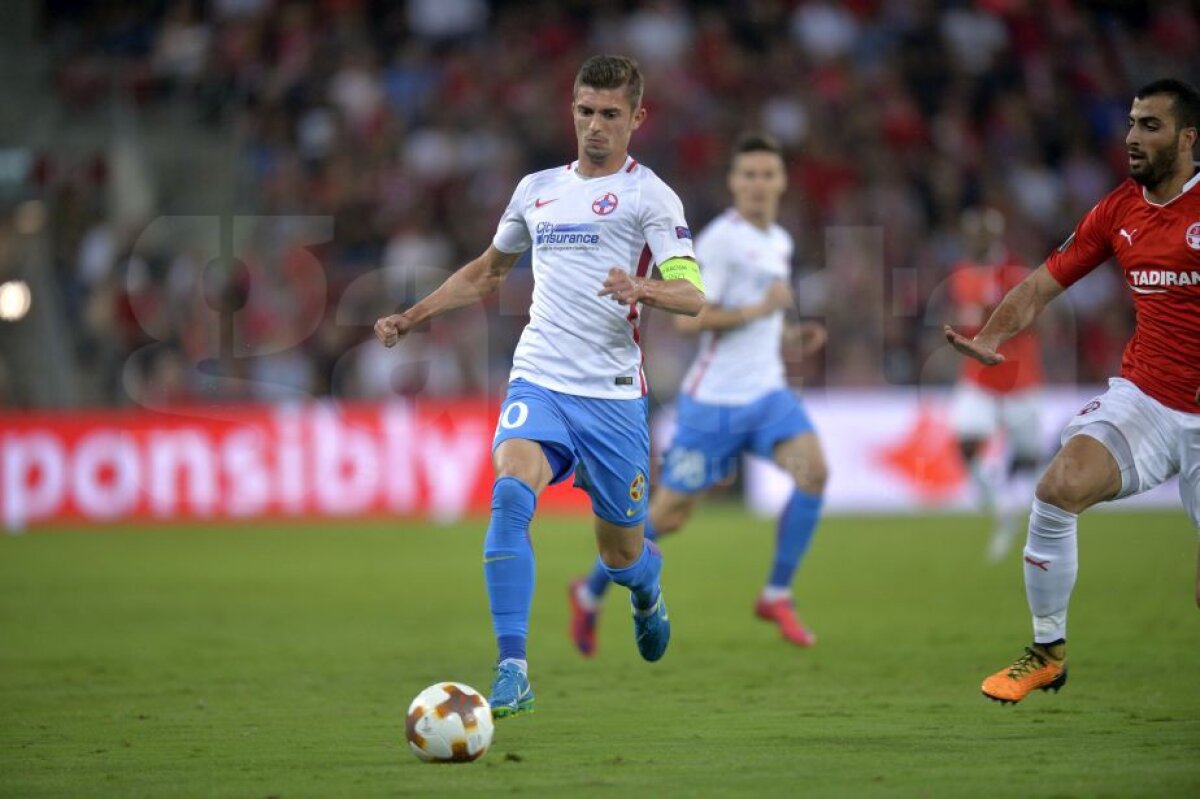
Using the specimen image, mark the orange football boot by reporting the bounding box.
[981,644,1067,704]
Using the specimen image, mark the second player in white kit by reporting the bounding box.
[679,209,792,404]
[570,133,831,653]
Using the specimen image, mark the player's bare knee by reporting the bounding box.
[598,538,641,569]
[795,459,828,496]
[649,490,695,536]
[1036,436,1120,514]
[492,442,550,492]
[655,505,689,536]
[493,462,544,491]
[1035,467,1097,515]
[784,450,827,495]
[651,514,680,536]
[776,436,828,496]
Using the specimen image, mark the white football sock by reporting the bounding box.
[1023,498,1078,644]
[574,581,599,611]
[761,585,791,602]
[499,658,528,675]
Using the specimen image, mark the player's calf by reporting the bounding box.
[648,495,692,538]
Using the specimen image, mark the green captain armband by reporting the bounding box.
[658,257,705,293]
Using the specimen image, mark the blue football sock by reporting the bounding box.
[585,518,657,600]
[604,539,663,611]
[767,489,823,589]
[484,476,537,663]
[585,556,612,599]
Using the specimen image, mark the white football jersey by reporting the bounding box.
[680,210,793,404]
[493,156,696,399]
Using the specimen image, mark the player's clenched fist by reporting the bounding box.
[598,267,644,306]
[374,313,413,348]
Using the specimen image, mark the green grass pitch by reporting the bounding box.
[2,508,1197,798]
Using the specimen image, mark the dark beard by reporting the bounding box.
[1129,136,1178,189]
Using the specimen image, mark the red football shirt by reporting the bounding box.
[1045,172,1200,413]
[950,256,1044,393]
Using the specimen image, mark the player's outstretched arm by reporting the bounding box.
[374,245,520,348]
[598,266,705,316]
[676,280,792,334]
[944,264,1065,365]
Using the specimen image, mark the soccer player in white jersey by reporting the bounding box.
[375,55,705,719]
[569,133,830,654]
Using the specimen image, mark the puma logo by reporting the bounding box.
[1119,228,1137,247]
[1024,555,1051,572]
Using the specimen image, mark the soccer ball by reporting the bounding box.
[405,682,494,763]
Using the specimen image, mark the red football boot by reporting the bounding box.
[568,579,599,657]
[754,595,816,647]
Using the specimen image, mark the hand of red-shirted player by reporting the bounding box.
[944,324,1005,366]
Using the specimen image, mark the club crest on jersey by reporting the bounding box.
[1186,221,1200,250]
[629,471,646,502]
[592,193,618,215]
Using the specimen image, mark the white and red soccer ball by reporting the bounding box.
[405,682,494,763]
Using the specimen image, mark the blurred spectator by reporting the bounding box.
[407,0,488,42]
[790,0,859,64]
[25,1,1200,409]
[152,1,212,93]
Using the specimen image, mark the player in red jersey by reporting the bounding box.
[947,208,1045,562]
[945,78,1200,704]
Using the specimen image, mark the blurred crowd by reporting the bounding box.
[30,0,1200,407]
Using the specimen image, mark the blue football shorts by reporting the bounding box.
[660,389,815,494]
[493,379,650,526]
